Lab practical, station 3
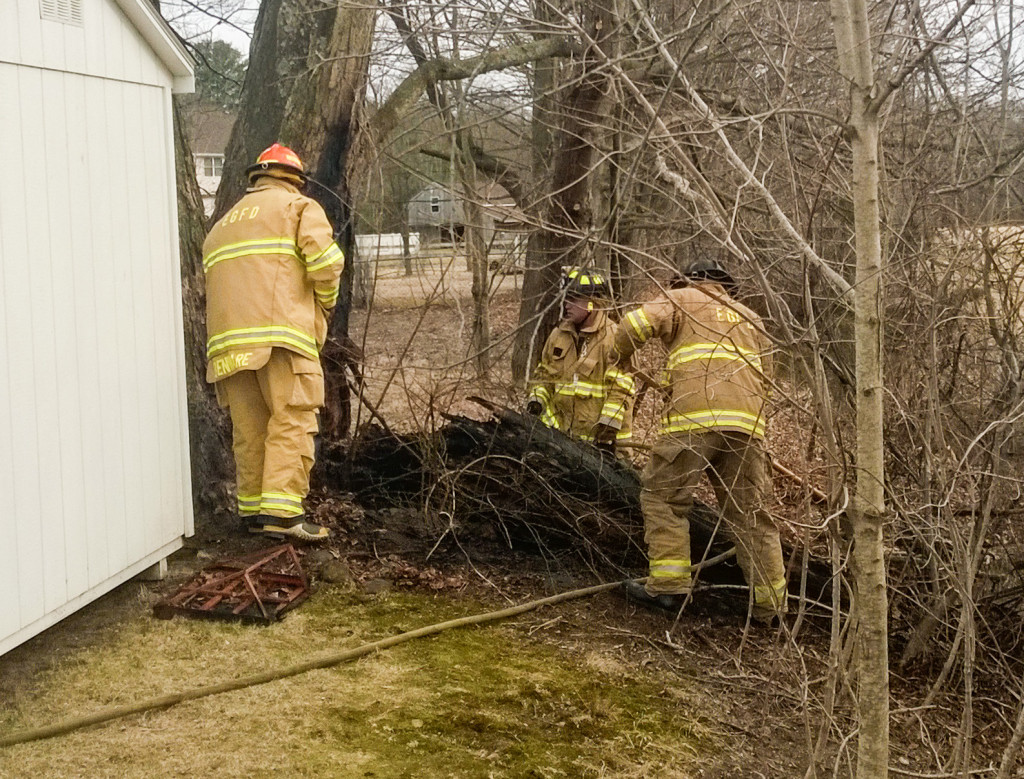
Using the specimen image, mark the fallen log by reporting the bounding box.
[315,399,835,604]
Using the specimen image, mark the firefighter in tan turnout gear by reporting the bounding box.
[613,260,787,622]
[203,143,344,542]
[527,268,635,453]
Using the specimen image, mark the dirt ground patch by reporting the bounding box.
[349,262,524,429]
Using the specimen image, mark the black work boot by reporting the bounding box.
[750,602,788,628]
[248,515,330,542]
[619,579,690,615]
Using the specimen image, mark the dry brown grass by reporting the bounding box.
[0,584,713,778]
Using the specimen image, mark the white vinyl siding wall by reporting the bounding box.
[0,0,193,654]
[2,0,171,87]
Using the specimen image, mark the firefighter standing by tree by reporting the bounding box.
[613,260,787,622]
[527,268,635,453]
[203,143,344,542]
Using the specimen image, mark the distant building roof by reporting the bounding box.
[185,106,236,155]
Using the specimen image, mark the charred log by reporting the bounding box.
[315,402,835,604]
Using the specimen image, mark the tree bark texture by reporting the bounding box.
[462,175,491,376]
[512,21,559,385]
[212,0,302,221]
[512,1,616,384]
[287,0,376,441]
[831,0,890,773]
[173,98,233,513]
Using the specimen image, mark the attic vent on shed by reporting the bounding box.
[40,0,83,25]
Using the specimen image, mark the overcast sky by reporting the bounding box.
[161,0,256,53]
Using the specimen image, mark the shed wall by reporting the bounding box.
[0,8,193,654]
[1,0,170,88]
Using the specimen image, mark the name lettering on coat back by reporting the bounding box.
[716,306,743,324]
[221,206,261,226]
[715,306,756,332]
[213,352,253,377]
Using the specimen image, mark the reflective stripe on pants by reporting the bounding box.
[218,348,323,519]
[640,430,785,600]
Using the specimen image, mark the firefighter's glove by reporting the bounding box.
[526,399,544,417]
[593,422,617,453]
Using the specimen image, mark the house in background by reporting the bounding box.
[407,181,464,243]
[185,107,235,216]
[1,0,195,655]
[407,181,527,245]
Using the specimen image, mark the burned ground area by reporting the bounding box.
[154,464,831,778]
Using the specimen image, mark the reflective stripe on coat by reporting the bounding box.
[203,177,345,382]
[615,283,772,439]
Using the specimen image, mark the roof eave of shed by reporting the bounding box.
[113,0,196,93]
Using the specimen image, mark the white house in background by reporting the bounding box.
[0,0,195,655]
[185,107,235,216]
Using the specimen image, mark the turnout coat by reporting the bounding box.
[529,309,635,443]
[614,283,772,440]
[202,177,344,383]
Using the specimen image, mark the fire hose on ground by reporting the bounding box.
[0,550,737,749]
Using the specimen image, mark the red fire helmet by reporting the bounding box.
[246,143,306,183]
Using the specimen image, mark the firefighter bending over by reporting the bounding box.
[203,143,344,542]
[527,268,635,454]
[613,260,787,623]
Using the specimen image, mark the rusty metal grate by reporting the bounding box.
[153,544,309,624]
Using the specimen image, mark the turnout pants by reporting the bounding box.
[640,430,787,612]
[217,348,324,520]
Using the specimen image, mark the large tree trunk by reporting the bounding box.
[512,0,617,384]
[283,0,376,441]
[212,0,309,221]
[173,99,232,515]
[511,18,560,384]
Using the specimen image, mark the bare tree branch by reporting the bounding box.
[371,36,580,139]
